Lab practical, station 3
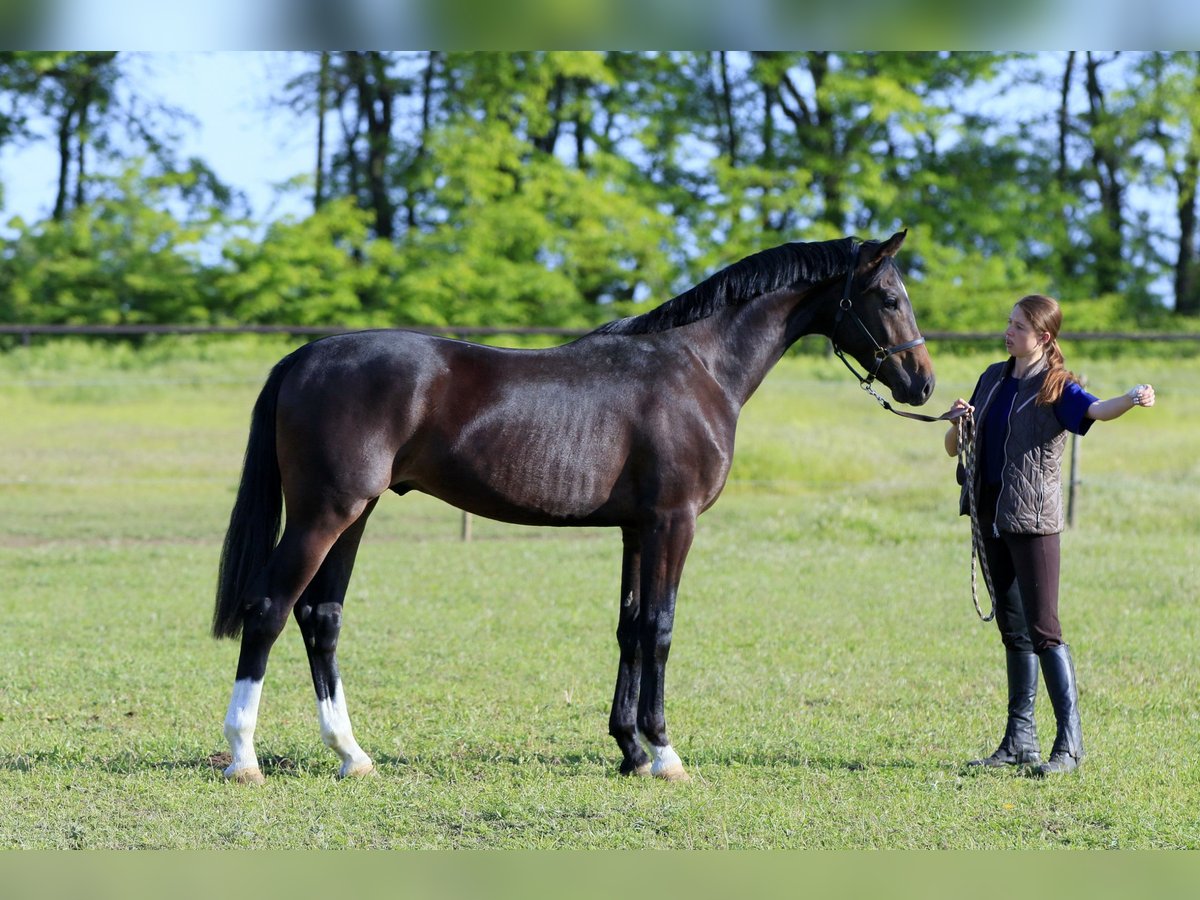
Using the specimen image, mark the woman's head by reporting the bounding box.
[1013,294,1062,345]
[1011,294,1075,404]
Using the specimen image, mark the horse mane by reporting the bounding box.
[592,237,860,336]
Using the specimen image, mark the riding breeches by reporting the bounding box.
[978,484,1064,653]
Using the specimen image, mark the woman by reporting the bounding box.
[943,294,1155,775]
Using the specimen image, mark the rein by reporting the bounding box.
[956,412,997,622]
[829,243,947,423]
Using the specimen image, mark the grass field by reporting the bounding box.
[0,338,1197,849]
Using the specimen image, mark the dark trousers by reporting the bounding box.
[979,484,1064,653]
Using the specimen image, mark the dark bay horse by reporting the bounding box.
[213,231,934,783]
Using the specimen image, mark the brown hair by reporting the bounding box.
[1015,294,1077,405]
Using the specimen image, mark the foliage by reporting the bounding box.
[387,118,674,327]
[3,52,1200,333]
[214,197,383,327]
[0,162,224,325]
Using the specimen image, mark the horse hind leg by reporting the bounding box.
[223,677,266,784]
[222,501,369,784]
[293,498,378,779]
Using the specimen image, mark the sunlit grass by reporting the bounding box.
[0,340,1196,848]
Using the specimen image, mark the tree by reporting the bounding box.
[6,52,121,219]
[284,51,416,239]
[1135,51,1200,316]
[0,162,228,325]
[4,52,1198,332]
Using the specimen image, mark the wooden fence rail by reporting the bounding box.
[3,323,1200,344]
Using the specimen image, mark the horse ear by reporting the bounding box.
[878,230,907,258]
[861,229,907,270]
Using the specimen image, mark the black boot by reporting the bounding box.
[967,649,1041,767]
[1032,643,1084,776]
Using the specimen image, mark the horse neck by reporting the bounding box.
[700,284,831,408]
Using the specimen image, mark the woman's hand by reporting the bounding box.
[943,398,974,456]
[945,398,974,420]
[1127,384,1156,408]
[1089,384,1157,421]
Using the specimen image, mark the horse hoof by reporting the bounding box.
[628,762,652,777]
[225,766,265,785]
[652,763,690,782]
[338,761,377,779]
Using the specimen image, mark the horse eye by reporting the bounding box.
[883,296,899,310]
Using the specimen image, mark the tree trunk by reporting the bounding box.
[1057,51,1074,186]
[48,52,116,220]
[1084,52,1125,294]
[1175,151,1198,314]
[809,52,844,232]
[532,73,565,155]
[717,51,738,165]
[760,79,778,232]
[1057,51,1077,278]
[315,51,329,210]
[406,50,437,230]
[72,78,94,210]
[53,101,74,220]
[350,51,395,240]
[1175,54,1200,314]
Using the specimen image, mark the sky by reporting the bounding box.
[0,52,315,227]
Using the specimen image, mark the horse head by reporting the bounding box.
[831,230,935,407]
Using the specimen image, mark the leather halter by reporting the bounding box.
[829,242,948,423]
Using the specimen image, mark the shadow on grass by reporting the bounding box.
[0,747,924,779]
[0,750,306,778]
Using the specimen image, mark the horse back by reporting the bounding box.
[275,329,737,525]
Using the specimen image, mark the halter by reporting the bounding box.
[830,242,944,423]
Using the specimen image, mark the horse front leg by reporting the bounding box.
[609,526,651,776]
[293,499,377,779]
[635,511,696,781]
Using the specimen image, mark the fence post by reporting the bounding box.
[1066,374,1085,528]
[461,511,473,542]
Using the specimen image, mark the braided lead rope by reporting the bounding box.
[957,412,996,622]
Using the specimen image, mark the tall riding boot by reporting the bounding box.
[968,649,1041,767]
[1034,643,1084,775]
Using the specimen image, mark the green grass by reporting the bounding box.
[0,339,1197,848]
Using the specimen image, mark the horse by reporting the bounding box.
[212,230,935,784]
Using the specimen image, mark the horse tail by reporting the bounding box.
[212,352,300,639]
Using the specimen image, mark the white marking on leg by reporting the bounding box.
[637,730,688,780]
[223,678,263,780]
[317,679,375,778]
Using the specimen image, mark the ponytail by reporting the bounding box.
[1037,339,1078,406]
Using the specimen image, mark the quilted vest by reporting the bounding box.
[959,358,1068,535]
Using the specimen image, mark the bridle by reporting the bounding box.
[830,241,947,423]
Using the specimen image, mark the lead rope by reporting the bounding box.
[956,411,996,622]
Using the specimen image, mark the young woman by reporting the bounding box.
[942,294,1155,775]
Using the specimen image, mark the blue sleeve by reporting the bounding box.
[1054,381,1099,436]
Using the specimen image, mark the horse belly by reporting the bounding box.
[450,407,630,522]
